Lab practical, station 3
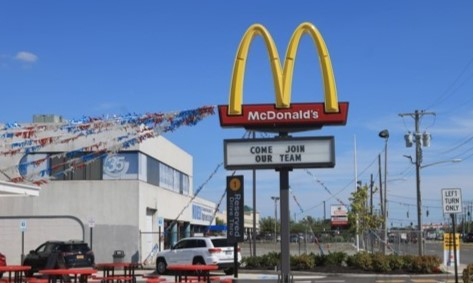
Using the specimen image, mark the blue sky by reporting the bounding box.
[1,1,473,227]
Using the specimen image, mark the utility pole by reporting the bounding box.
[370,174,374,215]
[323,201,326,220]
[399,110,435,256]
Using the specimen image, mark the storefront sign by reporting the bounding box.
[227,175,244,244]
[192,204,214,223]
[224,137,334,170]
[330,204,348,226]
[218,22,348,131]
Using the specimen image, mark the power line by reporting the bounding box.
[426,55,473,111]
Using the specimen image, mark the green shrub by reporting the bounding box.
[291,254,315,270]
[242,256,264,269]
[346,252,372,271]
[311,253,326,266]
[242,252,281,269]
[387,254,405,271]
[371,253,391,272]
[325,252,347,266]
[410,255,441,273]
[261,252,280,269]
[401,255,416,271]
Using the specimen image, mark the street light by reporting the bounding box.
[378,129,389,255]
[404,155,462,256]
[271,196,280,242]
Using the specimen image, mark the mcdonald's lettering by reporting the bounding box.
[218,22,349,131]
[248,109,318,121]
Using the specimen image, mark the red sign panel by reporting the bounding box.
[218,102,348,132]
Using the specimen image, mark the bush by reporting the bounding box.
[291,254,315,270]
[401,255,416,271]
[324,252,347,266]
[261,252,281,268]
[242,256,264,269]
[388,254,405,271]
[346,252,372,271]
[409,255,441,273]
[371,253,391,272]
[242,252,280,269]
[311,253,325,266]
[243,251,441,274]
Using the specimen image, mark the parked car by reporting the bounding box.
[0,252,6,278]
[463,233,473,243]
[22,240,94,276]
[155,236,241,275]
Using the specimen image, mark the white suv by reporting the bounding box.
[155,236,241,275]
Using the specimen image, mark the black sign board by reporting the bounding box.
[227,175,244,244]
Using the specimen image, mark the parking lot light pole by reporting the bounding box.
[378,129,389,255]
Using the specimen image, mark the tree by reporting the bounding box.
[259,216,278,236]
[348,184,383,235]
[215,217,224,225]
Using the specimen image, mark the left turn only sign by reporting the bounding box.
[442,188,462,214]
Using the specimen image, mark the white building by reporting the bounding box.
[0,116,219,265]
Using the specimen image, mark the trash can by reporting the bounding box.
[113,250,125,263]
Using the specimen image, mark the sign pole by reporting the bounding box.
[21,230,25,263]
[451,213,459,283]
[278,132,291,283]
[226,176,244,278]
[20,219,27,263]
[90,227,93,250]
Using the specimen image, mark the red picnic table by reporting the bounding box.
[0,265,31,283]
[38,268,96,283]
[166,264,218,283]
[94,262,139,283]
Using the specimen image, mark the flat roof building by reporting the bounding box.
[0,117,218,265]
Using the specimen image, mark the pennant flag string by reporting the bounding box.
[1,106,216,185]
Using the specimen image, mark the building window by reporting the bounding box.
[159,162,174,191]
[147,156,160,186]
[51,152,103,180]
[158,162,189,195]
[181,174,189,195]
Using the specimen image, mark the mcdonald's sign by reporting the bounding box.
[218,22,349,132]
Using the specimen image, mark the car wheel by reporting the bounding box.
[224,268,234,275]
[192,257,205,265]
[192,257,205,275]
[156,258,167,275]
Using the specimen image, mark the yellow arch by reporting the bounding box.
[228,22,339,115]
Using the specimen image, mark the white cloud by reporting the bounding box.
[15,51,38,63]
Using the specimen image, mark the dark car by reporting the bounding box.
[0,252,6,278]
[23,240,94,276]
[463,233,473,243]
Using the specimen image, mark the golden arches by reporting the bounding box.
[228,22,339,115]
